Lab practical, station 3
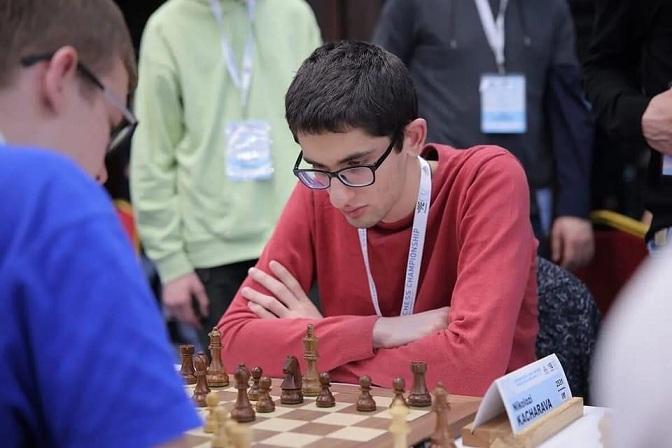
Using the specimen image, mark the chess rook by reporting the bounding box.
[302,324,321,397]
[408,361,432,407]
[206,327,229,387]
[179,344,197,385]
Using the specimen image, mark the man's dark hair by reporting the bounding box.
[285,41,418,149]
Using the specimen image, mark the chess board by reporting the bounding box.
[183,379,480,448]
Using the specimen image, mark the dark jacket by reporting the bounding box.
[374,0,593,219]
[583,0,672,240]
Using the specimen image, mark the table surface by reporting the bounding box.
[455,406,608,448]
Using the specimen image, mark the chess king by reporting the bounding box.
[218,40,538,396]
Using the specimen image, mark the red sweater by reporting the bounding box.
[218,145,538,396]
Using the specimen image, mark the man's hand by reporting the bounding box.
[242,260,323,319]
[162,272,209,328]
[642,89,672,155]
[372,307,450,349]
[550,216,595,271]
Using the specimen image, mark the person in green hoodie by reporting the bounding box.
[131,0,321,347]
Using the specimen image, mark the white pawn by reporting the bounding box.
[389,401,410,448]
[204,391,220,434]
[227,419,252,448]
[211,407,231,448]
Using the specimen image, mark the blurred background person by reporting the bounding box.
[374,0,595,271]
[131,0,321,349]
[583,0,672,252]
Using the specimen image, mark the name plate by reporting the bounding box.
[472,354,571,434]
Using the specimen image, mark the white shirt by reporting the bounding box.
[592,246,672,447]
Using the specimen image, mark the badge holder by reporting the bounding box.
[225,120,274,181]
[480,74,527,134]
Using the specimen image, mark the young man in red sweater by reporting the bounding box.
[218,41,538,396]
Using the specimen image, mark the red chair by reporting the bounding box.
[574,210,648,316]
[114,199,140,254]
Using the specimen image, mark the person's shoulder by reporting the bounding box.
[269,0,315,16]
[0,147,112,225]
[143,0,197,36]
[434,144,521,171]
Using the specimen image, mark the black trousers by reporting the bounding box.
[194,259,257,350]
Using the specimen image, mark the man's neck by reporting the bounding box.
[381,156,423,223]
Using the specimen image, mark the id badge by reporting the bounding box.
[663,155,672,176]
[225,120,274,181]
[480,74,527,134]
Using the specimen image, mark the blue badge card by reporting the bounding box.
[471,354,572,434]
[225,120,274,181]
[663,155,672,176]
[480,74,527,134]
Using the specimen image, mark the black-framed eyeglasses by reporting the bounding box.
[293,132,401,190]
[20,52,138,153]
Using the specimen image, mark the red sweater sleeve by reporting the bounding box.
[329,152,538,397]
[217,185,378,377]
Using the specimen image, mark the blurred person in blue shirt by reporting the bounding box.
[0,0,200,446]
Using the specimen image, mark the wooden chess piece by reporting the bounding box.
[237,363,251,382]
[192,352,210,407]
[281,354,304,404]
[227,418,252,448]
[255,376,276,413]
[408,361,432,407]
[429,382,456,448]
[211,407,231,448]
[207,327,229,387]
[390,377,408,408]
[302,324,321,397]
[204,391,221,434]
[230,366,255,423]
[179,344,197,385]
[356,375,377,412]
[248,366,262,401]
[316,372,335,408]
[389,401,410,448]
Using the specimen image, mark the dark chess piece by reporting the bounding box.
[248,366,262,401]
[408,361,432,407]
[316,372,335,408]
[356,375,377,412]
[237,363,251,381]
[255,376,276,413]
[206,328,229,387]
[192,353,210,407]
[430,382,456,448]
[390,377,408,408]
[280,354,303,404]
[230,366,256,423]
[179,344,197,385]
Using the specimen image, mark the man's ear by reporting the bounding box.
[401,118,427,157]
[41,46,79,115]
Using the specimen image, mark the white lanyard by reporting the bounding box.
[210,0,256,108]
[474,0,509,74]
[358,157,432,317]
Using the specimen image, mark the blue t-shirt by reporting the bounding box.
[0,147,201,447]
